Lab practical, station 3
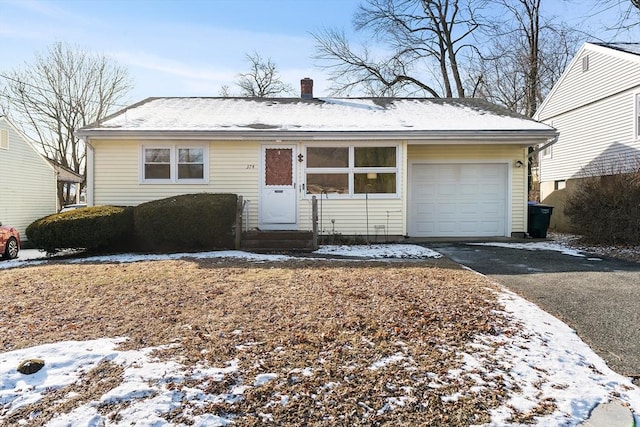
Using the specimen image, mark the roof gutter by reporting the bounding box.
[528,134,559,158]
[76,129,558,143]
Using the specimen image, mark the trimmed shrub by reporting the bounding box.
[564,173,640,245]
[133,193,237,252]
[26,206,134,254]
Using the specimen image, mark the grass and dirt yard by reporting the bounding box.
[1,253,637,425]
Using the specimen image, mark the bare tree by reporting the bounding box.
[0,42,132,205]
[235,52,294,97]
[314,0,483,97]
[474,0,579,117]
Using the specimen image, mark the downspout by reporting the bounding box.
[83,136,95,206]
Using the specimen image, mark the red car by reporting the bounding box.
[0,222,20,259]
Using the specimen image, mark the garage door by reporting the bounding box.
[409,163,508,237]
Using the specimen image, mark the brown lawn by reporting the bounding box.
[0,257,514,426]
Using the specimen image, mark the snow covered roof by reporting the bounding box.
[593,42,640,56]
[78,97,555,140]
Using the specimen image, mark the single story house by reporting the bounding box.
[534,42,640,231]
[0,116,58,239]
[77,80,556,240]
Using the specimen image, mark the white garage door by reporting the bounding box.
[409,163,508,237]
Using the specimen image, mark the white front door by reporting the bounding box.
[260,145,297,229]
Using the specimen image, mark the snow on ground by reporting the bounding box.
[1,244,441,270]
[469,241,588,258]
[314,243,442,259]
[1,243,639,425]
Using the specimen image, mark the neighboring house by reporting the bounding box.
[0,116,58,240]
[77,80,556,239]
[534,42,640,231]
[47,159,85,207]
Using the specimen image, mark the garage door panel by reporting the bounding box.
[460,202,481,215]
[437,183,457,195]
[479,201,504,215]
[436,221,458,233]
[415,183,436,197]
[416,202,435,215]
[460,183,479,195]
[437,202,458,215]
[410,163,508,237]
[478,220,502,233]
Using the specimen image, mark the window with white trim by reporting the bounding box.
[140,144,207,183]
[0,130,8,150]
[304,145,398,197]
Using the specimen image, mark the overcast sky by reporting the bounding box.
[0,0,638,105]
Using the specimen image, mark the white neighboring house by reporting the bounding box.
[534,42,640,231]
[0,116,58,240]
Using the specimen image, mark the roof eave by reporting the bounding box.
[77,129,557,144]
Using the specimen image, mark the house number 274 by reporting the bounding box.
[246,164,255,169]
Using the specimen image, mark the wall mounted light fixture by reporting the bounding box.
[515,160,524,168]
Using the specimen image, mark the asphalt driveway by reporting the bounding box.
[429,242,640,380]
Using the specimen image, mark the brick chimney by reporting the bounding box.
[300,78,313,99]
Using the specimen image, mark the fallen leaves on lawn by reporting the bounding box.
[1,258,511,425]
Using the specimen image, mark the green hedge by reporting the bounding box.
[133,193,237,252]
[26,193,239,254]
[26,205,134,254]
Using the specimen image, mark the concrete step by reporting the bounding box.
[241,231,315,252]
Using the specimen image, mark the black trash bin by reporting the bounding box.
[528,203,554,238]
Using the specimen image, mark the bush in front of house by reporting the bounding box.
[26,205,135,254]
[133,193,237,252]
[564,173,640,245]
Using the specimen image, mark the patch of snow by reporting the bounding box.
[485,288,640,425]
[314,244,442,259]
[254,373,278,386]
[369,353,406,370]
[469,241,586,257]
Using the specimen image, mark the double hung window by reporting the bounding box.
[305,145,398,196]
[141,145,207,183]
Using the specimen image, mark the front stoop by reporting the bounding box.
[241,231,316,252]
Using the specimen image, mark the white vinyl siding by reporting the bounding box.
[91,139,528,236]
[0,118,57,239]
[537,43,640,192]
[407,144,527,235]
[539,90,640,183]
[537,45,640,119]
[92,140,260,227]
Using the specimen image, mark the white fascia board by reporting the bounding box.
[78,129,557,144]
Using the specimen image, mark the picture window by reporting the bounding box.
[305,145,398,196]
